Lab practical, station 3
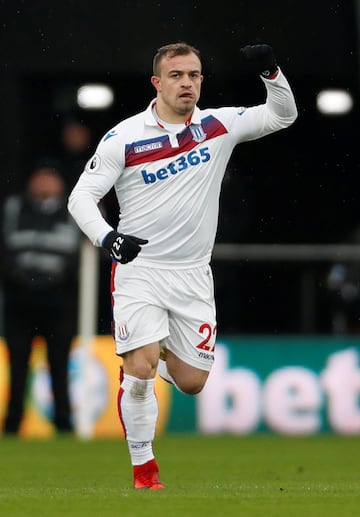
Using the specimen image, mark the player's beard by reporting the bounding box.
[174,98,196,117]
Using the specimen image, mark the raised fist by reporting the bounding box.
[240,44,278,78]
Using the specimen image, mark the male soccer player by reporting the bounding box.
[68,42,297,489]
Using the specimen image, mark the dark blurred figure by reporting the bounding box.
[0,165,81,434]
[326,227,360,334]
[57,118,93,192]
[58,117,116,334]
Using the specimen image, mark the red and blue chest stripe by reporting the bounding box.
[125,115,227,167]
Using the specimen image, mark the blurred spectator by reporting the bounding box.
[57,117,116,334]
[57,117,93,192]
[326,227,360,334]
[0,164,81,434]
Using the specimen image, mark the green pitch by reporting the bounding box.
[0,434,359,516]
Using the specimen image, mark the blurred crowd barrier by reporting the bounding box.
[1,334,360,437]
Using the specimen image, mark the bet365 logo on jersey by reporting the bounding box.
[141,146,210,184]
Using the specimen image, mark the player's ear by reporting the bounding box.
[151,75,161,92]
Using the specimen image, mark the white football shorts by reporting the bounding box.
[111,263,217,371]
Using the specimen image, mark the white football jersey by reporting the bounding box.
[68,69,297,269]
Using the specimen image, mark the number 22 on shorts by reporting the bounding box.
[196,323,217,352]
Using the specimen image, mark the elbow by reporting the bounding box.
[291,104,298,124]
[67,192,75,217]
[283,105,298,128]
[67,189,81,220]
[289,98,299,125]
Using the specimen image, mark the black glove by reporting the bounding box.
[102,230,148,264]
[239,44,278,78]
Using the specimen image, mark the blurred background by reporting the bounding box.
[1,0,359,336]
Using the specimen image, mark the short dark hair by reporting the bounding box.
[152,42,201,76]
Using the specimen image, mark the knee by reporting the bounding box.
[179,382,204,395]
[128,363,155,380]
[123,345,159,379]
[175,376,208,395]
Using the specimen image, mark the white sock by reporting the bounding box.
[127,440,154,466]
[118,374,158,466]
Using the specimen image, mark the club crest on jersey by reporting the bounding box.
[117,321,130,341]
[190,125,206,143]
[85,153,101,173]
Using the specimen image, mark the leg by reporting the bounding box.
[44,298,76,432]
[111,263,169,488]
[3,313,33,434]
[46,324,74,432]
[119,342,164,489]
[158,265,216,394]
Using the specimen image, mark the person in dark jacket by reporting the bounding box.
[1,165,81,434]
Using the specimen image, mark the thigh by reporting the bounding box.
[112,263,169,356]
[163,265,217,372]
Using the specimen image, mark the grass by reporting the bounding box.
[0,434,359,516]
